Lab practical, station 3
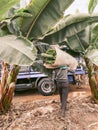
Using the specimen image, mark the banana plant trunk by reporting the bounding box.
[0,61,20,113]
[84,57,98,101]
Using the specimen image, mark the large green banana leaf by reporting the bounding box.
[86,24,98,65]
[65,28,90,53]
[60,23,98,63]
[42,12,98,64]
[42,13,98,44]
[86,49,98,66]
[0,0,74,66]
[0,0,20,21]
[0,35,37,66]
[15,0,74,39]
[65,25,98,54]
[91,24,98,44]
[88,0,98,14]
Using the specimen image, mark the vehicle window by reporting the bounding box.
[19,66,30,72]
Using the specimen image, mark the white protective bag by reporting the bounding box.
[44,45,78,70]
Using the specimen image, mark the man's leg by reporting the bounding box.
[57,82,62,107]
[61,82,69,116]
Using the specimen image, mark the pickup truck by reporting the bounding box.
[15,66,87,96]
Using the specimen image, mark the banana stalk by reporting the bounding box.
[0,63,20,113]
[7,65,20,86]
[2,83,15,111]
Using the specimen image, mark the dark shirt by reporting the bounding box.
[52,67,68,82]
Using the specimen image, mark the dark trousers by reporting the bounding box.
[57,81,69,111]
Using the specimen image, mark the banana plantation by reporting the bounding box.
[0,0,98,114]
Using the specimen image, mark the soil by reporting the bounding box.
[0,84,98,130]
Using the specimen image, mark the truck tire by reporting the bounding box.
[37,78,56,96]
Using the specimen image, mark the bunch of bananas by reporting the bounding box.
[41,48,56,64]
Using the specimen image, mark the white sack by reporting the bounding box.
[44,46,78,70]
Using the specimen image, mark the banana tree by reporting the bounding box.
[87,0,98,101]
[0,0,75,112]
[0,0,98,113]
[41,1,98,101]
[0,35,37,112]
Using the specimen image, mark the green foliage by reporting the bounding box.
[86,49,98,66]
[88,0,98,14]
[0,0,20,20]
[91,24,98,45]
[42,13,98,53]
[0,35,37,66]
[0,0,98,66]
[14,8,33,18]
[0,0,74,66]
[16,0,74,39]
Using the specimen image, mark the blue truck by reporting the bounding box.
[14,66,87,96]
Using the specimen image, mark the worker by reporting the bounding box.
[52,65,69,117]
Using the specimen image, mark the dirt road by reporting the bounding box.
[1,85,98,130]
[13,84,91,104]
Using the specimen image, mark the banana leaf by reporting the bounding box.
[86,49,98,66]
[0,35,37,66]
[65,28,90,53]
[0,0,20,21]
[88,0,98,14]
[91,24,98,45]
[42,13,98,44]
[15,0,74,39]
[0,0,74,66]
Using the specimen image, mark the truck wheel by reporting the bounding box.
[37,78,56,96]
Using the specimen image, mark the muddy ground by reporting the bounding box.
[0,84,98,130]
